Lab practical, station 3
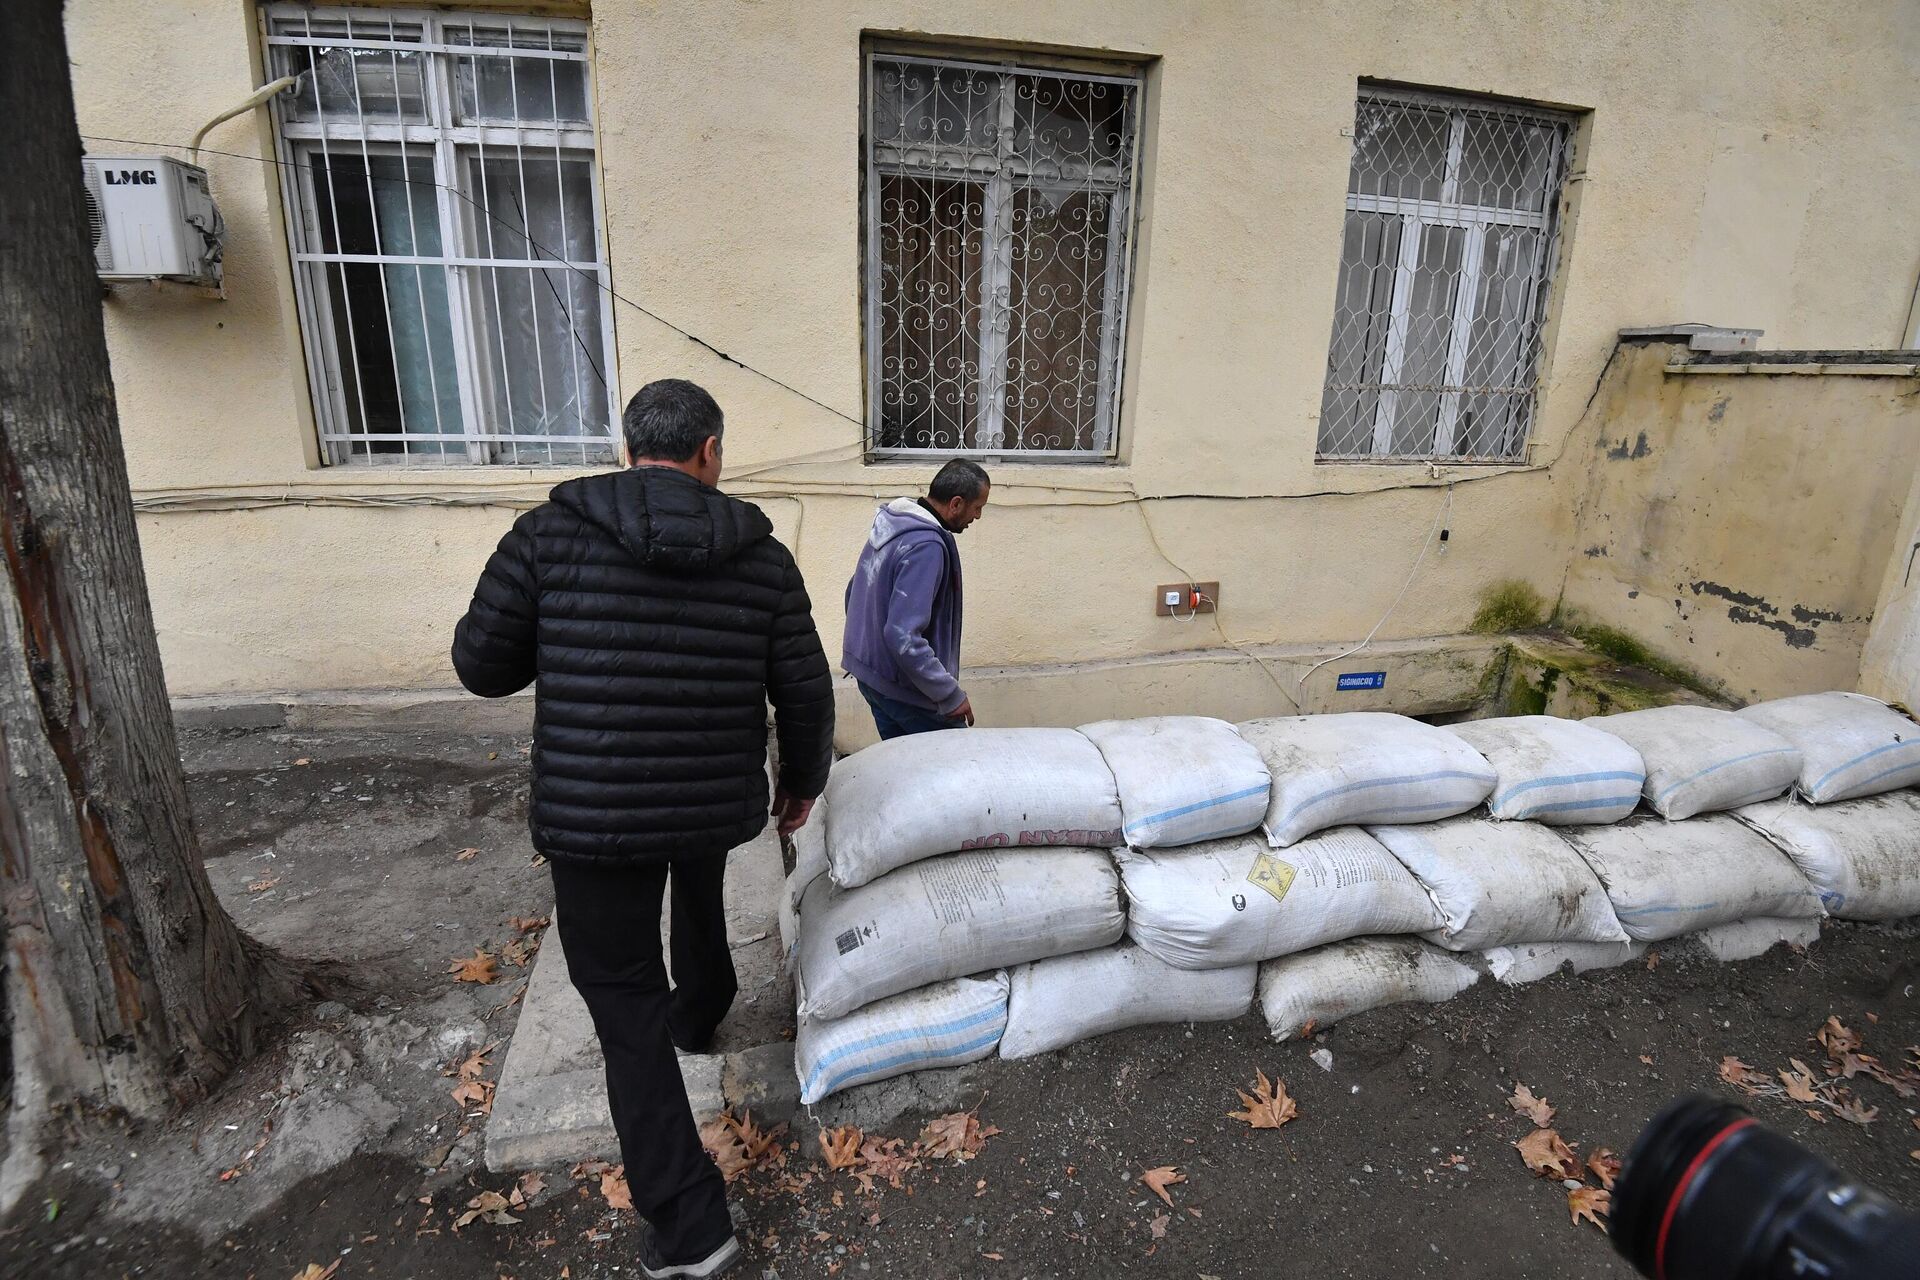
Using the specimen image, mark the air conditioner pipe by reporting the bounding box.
[189,72,303,165]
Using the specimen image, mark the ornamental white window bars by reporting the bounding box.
[1318,86,1574,462]
[266,6,618,465]
[864,51,1144,459]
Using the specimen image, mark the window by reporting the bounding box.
[863,50,1144,459]
[266,7,617,465]
[1317,86,1573,462]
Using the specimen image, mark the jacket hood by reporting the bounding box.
[549,467,773,574]
[868,496,951,550]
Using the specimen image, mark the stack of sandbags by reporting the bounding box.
[1444,716,1645,825]
[995,718,1271,1059]
[1556,814,1824,960]
[1237,713,1497,844]
[1257,937,1481,1039]
[790,730,1127,1101]
[1583,705,1800,819]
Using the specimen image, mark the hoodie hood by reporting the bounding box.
[868,496,950,550]
[549,466,773,574]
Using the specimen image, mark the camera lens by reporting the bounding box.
[1612,1094,1920,1279]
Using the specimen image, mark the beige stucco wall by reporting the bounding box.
[66,1,1920,712]
[1559,344,1920,703]
[1860,460,1920,710]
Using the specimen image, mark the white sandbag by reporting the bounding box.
[822,729,1123,888]
[778,869,802,971]
[793,847,1124,1021]
[1078,716,1271,848]
[1115,829,1443,970]
[1735,691,1920,803]
[1000,943,1254,1060]
[795,974,1008,1105]
[1689,916,1821,962]
[788,798,830,910]
[1557,815,1822,942]
[1734,791,1920,920]
[1444,716,1645,825]
[1484,940,1647,985]
[1257,937,1480,1039]
[1367,817,1629,950]
[1583,705,1800,819]
[1237,713,1496,846]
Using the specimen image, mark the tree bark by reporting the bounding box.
[0,0,310,1211]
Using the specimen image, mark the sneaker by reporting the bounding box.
[639,1231,741,1279]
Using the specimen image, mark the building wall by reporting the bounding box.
[66,2,1920,711]
[1558,343,1920,704]
[1860,462,1920,710]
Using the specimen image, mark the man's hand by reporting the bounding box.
[771,787,816,837]
[949,697,975,727]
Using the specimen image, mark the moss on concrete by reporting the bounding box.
[1562,622,1729,704]
[1470,580,1550,635]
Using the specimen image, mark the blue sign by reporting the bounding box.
[1336,671,1387,691]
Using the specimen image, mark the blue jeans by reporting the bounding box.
[858,681,965,741]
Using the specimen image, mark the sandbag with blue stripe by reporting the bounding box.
[1734,691,1920,804]
[1237,713,1497,847]
[1445,715,1645,824]
[1078,716,1271,848]
[794,973,1008,1105]
[1584,705,1800,820]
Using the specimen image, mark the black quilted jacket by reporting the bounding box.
[451,466,835,864]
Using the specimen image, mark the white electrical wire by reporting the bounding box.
[1295,482,1454,696]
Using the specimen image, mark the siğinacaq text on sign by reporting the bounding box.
[1335,671,1386,691]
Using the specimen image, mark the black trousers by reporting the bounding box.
[550,854,737,1260]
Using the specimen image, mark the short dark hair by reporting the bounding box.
[930,458,990,504]
[622,379,723,462]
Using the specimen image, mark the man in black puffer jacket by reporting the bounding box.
[452,378,833,1279]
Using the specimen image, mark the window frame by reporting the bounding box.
[860,45,1146,463]
[1316,84,1575,464]
[264,4,620,467]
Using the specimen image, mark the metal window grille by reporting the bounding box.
[864,51,1143,459]
[265,5,618,466]
[1317,86,1573,463]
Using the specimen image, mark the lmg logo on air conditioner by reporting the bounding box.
[104,169,157,185]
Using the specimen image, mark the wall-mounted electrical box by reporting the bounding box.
[1155,581,1219,616]
[81,154,223,288]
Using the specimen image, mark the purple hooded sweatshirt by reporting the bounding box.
[842,498,965,715]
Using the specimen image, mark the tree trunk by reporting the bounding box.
[0,0,310,1211]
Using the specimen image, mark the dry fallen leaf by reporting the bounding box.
[1514,1129,1580,1180]
[451,1079,495,1114]
[290,1263,341,1280]
[1149,1212,1170,1240]
[700,1117,753,1182]
[1586,1148,1621,1190]
[1818,1016,1863,1059]
[448,949,499,985]
[1781,1062,1820,1104]
[1140,1166,1186,1207]
[1569,1185,1611,1232]
[456,1043,498,1082]
[1831,1093,1879,1127]
[920,1111,1000,1161]
[292,757,311,767]
[454,847,481,862]
[600,1167,632,1210]
[1298,1019,1317,1039]
[1507,1083,1555,1128]
[727,1111,789,1170]
[1645,950,1661,971]
[508,914,550,935]
[1638,1055,1655,1066]
[453,1190,519,1230]
[853,1136,920,1193]
[248,875,280,894]
[1718,1056,1768,1095]
[1227,1070,1298,1130]
[510,1171,547,1208]
[819,1125,863,1171]
[502,938,536,968]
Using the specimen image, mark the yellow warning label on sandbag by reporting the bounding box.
[1247,853,1296,905]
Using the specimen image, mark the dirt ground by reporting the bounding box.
[3,723,1918,1279]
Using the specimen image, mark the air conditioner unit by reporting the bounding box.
[80,154,223,288]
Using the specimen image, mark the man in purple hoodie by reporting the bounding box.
[842,460,991,739]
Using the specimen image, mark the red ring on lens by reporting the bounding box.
[1655,1116,1757,1280]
